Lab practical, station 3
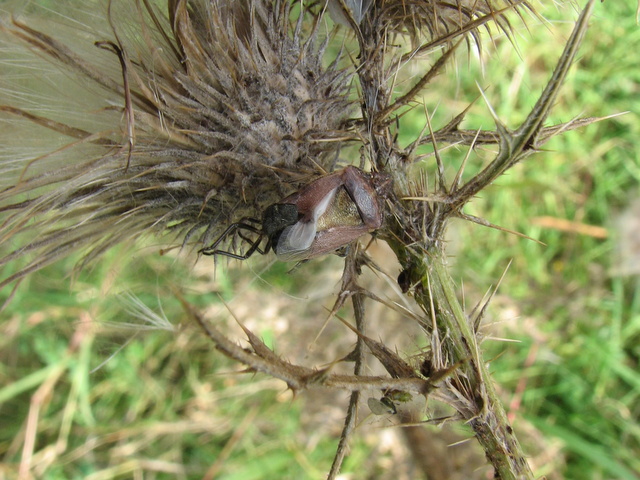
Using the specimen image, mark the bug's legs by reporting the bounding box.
[235,227,268,254]
[200,221,264,259]
[241,233,271,258]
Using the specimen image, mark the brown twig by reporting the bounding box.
[328,248,366,480]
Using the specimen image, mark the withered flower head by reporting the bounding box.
[0,0,354,287]
[330,0,530,44]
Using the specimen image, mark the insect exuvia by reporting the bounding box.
[200,166,387,262]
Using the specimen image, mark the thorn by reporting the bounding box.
[441,96,480,134]
[475,82,512,139]
[473,259,512,332]
[424,106,448,194]
[457,212,546,245]
[452,128,482,192]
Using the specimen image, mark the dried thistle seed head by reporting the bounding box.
[354,0,533,48]
[0,0,354,287]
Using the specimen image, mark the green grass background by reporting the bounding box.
[1,1,639,479]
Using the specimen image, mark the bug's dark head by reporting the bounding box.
[262,203,299,237]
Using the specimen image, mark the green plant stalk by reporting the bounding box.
[411,246,533,480]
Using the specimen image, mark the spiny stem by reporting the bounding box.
[416,249,534,480]
[382,3,598,477]
[451,0,596,208]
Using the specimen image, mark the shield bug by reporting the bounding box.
[200,166,386,262]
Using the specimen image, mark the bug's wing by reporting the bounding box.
[275,186,337,261]
[275,221,317,260]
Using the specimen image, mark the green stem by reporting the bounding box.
[411,247,534,480]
